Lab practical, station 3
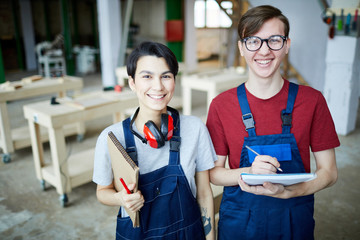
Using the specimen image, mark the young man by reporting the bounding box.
[93,41,216,239]
[206,5,340,240]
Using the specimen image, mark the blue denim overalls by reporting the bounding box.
[116,113,205,240]
[217,82,315,240]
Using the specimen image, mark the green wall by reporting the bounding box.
[166,0,183,62]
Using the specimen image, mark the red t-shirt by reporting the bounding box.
[206,80,340,172]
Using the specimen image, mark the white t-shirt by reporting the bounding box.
[93,114,217,198]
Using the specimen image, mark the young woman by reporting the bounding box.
[206,5,340,240]
[93,41,216,239]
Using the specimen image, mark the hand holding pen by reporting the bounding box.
[119,178,144,212]
[245,145,283,173]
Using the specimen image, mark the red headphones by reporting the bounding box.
[130,107,175,148]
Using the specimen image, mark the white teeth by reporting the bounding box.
[257,60,271,64]
[150,95,164,99]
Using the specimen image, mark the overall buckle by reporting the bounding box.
[281,111,292,127]
[170,136,181,152]
[242,113,255,131]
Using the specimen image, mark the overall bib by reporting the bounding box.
[218,82,315,240]
[116,115,205,240]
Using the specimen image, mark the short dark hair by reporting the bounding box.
[238,5,290,40]
[126,41,179,79]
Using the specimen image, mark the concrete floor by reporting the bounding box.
[0,70,359,240]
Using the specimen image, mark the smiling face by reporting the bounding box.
[239,18,290,80]
[129,55,175,115]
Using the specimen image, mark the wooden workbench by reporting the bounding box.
[23,90,138,206]
[0,76,83,163]
[181,68,248,115]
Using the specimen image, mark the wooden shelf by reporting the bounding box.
[11,124,80,150]
[41,148,94,191]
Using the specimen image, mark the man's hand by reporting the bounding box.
[249,155,281,174]
[238,175,286,197]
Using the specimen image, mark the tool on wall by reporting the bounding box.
[322,8,336,39]
[353,9,358,31]
[322,7,360,38]
[329,13,336,39]
[345,13,351,34]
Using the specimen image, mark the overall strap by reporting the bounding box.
[237,83,256,137]
[281,82,299,134]
[169,111,181,166]
[122,117,138,164]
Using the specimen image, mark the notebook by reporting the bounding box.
[107,131,140,228]
[241,173,317,186]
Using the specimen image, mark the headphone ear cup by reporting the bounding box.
[161,114,174,141]
[144,121,165,148]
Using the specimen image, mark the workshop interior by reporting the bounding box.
[0,0,359,239]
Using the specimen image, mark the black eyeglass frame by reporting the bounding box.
[241,35,288,52]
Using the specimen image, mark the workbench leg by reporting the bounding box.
[1,153,11,163]
[182,86,192,115]
[27,120,45,181]
[76,122,86,142]
[0,102,14,160]
[113,112,124,123]
[48,127,71,198]
[40,179,46,191]
[58,90,66,98]
[44,58,50,78]
[60,194,69,207]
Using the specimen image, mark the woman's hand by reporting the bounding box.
[116,183,144,212]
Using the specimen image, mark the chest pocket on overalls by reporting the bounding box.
[248,143,292,163]
[140,175,183,233]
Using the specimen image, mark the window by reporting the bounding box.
[194,0,232,28]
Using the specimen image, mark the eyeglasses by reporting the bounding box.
[242,35,288,52]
